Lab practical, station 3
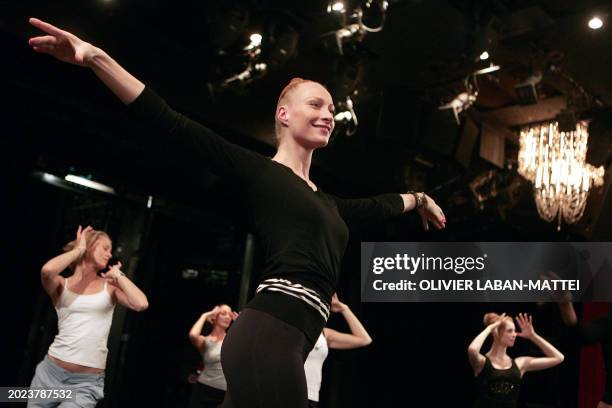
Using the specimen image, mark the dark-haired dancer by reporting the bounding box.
[28,18,446,407]
[188,305,238,408]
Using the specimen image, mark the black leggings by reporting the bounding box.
[219,308,312,408]
[188,382,225,408]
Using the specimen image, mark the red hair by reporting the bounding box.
[276,77,313,108]
[274,77,324,140]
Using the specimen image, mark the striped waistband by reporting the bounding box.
[256,278,330,321]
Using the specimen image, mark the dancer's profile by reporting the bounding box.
[467,312,564,408]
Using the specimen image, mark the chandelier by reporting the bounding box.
[518,121,605,230]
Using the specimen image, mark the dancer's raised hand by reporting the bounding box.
[516,313,536,339]
[28,18,98,66]
[331,293,347,313]
[75,225,94,256]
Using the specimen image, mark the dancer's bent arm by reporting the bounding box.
[324,294,372,350]
[514,313,564,375]
[41,225,93,302]
[467,314,505,375]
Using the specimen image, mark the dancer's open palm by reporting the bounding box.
[516,313,535,339]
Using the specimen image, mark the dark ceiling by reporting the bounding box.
[3,0,612,239]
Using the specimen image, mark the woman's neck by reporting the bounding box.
[272,139,314,181]
[209,326,226,340]
[73,262,99,282]
[488,342,508,358]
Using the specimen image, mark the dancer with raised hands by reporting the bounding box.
[28,17,446,407]
[467,312,564,408]
[28,226,148,407]
[188,305,238,408]
[304,293,372,407]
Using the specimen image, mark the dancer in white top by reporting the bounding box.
[28,226,148,407]
[188,305,239,408]
[304,293,372,407]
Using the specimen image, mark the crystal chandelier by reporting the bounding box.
[518,121,605,229]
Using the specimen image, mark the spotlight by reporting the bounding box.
[479,51,489,61]
[65,174,116,194]
[250,33,262,46]
[244,33,263,51]
[328,1,346,13]
[221,60,267,86]
[474,63,500,75]
[438,92,477,124]
[334,95,358,136]
[324,0,389,54]
[334,111,352,121]
[335,24,361,55]
[588,16,603,29]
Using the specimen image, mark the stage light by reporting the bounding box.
[334,96,358,136]
[244,33,263,51]
[479,51,489,61]
[334,111,352,121]
[588,16,603,29]
[474,63,500,75]
[438,92,478,124]
[325,0,389,54]
[332,2,345,12]
[250,33,262,47]
[65,174,116,194]
[438,64,500,124]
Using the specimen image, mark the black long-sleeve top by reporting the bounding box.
[128,87,404,344]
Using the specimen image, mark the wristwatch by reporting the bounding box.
[407,191,426,210]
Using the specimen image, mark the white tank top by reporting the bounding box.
[304,332,329,402]
[47,277,115,369]
[197,337,227,391]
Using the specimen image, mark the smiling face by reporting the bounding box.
[275,79,335,149]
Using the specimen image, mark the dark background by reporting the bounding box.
[3,0,612,406]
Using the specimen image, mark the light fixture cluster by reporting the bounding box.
[324,1,390,136]
[518,121,605,229]
[326,0,389,55]
[216,32,267,88]
[438,64,500,124]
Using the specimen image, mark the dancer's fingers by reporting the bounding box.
[28,35,58,46]
[32,45,55,54]
[430,218,443,230]
[29,18,64,36]
[421,215,429,231]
